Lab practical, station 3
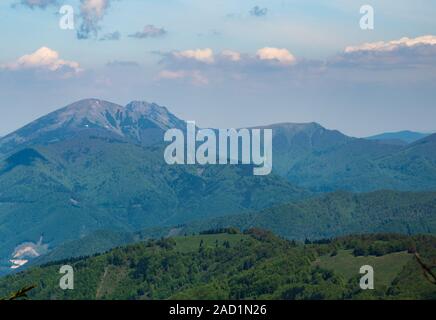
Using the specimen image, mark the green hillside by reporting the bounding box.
[0,130,307,272]
[25,189,436,269]
[316,250,412,288]
[178,190,436,241]
[269,122,436,192]
[1,231,435,300]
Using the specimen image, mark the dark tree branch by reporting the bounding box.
[415,253,436,285]
[0,285,36,300]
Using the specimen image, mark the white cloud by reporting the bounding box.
[334,35,436,68]
[157,47,301,85]
[1,47,82,75]
[345,35,436,53]
[256,47,296,65]
[221,50,241,62]
[164,48,300,67]
[173,48,214,64]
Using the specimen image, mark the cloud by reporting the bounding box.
[99,31,121,41]
[162,48,298,67]
[158,70,208,85]
[15,0,57,9]
[157,47,300,82]
[256,47,296,65]
[221,50,241,62]
[334,35,436,68]
[128,25,167,39]
[155,47,302,87]
[18,0,117,40]
[173,48,215,64]
[249,6,268,17]
[1,47,82,76]
[16,0,116,40]
[77,0,112,39]
[344,35,436,53]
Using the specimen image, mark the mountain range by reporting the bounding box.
[0,98,435,274]
[366,131,429,145]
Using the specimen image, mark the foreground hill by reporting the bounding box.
[1,230,435,300]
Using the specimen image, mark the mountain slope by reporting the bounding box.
[28,189,436,267]
[0,126,308,274]
[375,133,436,190]
[267,123,436,192]
[180,190,436,241]
[367,131,429,144]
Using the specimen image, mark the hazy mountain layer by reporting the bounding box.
[29,190,436,267]
[367,130,429,144]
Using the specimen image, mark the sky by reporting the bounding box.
[0,0,436,137]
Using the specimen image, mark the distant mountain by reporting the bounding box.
[256,122,351,176]
[0,99,185,157]
[267,124,436,192]
[367,131,429,144]
[2,100,435,193]
[374,133,436,189]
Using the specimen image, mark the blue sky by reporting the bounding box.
[1,0,436,137]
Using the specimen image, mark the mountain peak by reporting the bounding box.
[55,99,123,127]
[124,100,184,131]
[126,100,163,111]
[125,100,169,120]
[0,98,185,154]
[62,98,122,112]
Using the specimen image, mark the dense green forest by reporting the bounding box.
[180,190,436,240]
[1,230,435,300]
[30,190,436,266]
